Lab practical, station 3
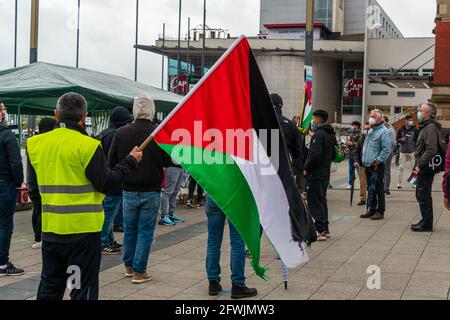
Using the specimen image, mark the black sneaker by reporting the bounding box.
[0,263,24,276]
[231,284,258,299]
[113,225,124,233]
[101,245,121,255]
[112,241,123,249]
[208,280,223,296]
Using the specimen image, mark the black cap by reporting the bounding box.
[109,106,133,129]
[405,114,412,120]
[270,93,283,108]
[38,117,57,134]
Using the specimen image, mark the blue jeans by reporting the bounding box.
[122,191,160,274]
[160,167,184,217]
[0,182,18,265]
[205,197,246,286]
[348,156,356,185]
[114,207,123,227]
[101,194,122,247]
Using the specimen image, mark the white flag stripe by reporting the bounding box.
[231,131,309,268]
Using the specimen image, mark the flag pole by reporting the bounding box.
[14,0,18,67]
[177,0,182,77]
[161,22,166,90]
[201,0,206,76]
[134,0,139,81]
[76,0,80,68]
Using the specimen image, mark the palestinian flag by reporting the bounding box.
[408,170,418,186]
[152,36,315,279]
[300,65,313,130]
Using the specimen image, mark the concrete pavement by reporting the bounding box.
[1,162,449,300]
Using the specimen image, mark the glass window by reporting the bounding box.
[355,71,364,79]
[394,106,402,114]
[371,91,389,96]
[397,91,416,98]
[343,70,355,78]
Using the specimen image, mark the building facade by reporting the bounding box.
[138,0,433,124]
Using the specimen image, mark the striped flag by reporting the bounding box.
[151,36,315,279]
[408,170,418,186]
[299,65,313,130]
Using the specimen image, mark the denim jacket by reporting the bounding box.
[362,124,392,167]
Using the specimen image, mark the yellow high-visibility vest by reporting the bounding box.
[27,127,105,235]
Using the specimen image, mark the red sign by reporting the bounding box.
[170,75,189,94]
[344,79,364,97]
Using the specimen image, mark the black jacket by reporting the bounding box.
[397,125,418,154]
[304,124,336,181]
[0,124,23,187]
[275,108,303,174]
[353,134,366,166]
[415,119,442,170]
[109,119,172,192]
[27,121,138,243]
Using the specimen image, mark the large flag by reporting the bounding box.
[151,36,314,279]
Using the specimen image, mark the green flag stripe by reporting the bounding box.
[159,143,267,279]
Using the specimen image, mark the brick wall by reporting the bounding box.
[434,22,450,85]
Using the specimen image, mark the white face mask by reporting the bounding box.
[407,121,414,127]
[369,117,377,126]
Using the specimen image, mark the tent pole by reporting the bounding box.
[18,105,21,145]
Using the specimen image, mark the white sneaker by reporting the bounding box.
[346,185,351,190]
[31,241,41,249]
[316,232,327,241]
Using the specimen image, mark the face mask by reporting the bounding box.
[311,122,317,132]
[417,112,424,123]
[408,121,414,127]
[363,130,369,137]
[369,117,377,126]
[351,127,356,133]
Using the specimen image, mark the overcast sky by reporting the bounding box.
[0,0,436,88]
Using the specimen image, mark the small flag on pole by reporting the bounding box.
[407,171,418,186]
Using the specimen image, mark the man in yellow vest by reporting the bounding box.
[27,93,142,300]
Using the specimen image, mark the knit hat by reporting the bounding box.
[109,106,133,129]
[133,95,155,121]
[38,117,57,134]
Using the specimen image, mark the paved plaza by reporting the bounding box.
[1,163,450,300]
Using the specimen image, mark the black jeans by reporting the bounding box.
[37,233,101,300]
[29,194,42,243]
[365,164,386,214]
[0,182,18,265]
[306,178,329,234]
[416,172,435,227]
[188,178,204,203]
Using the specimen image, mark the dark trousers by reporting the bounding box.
[188,178,204,203]
[416,172,435,227]
[0,182,18,265]
[37,233,101,300]
[365,164,386,214]
[306,179,329,234]
[29,194,42,243]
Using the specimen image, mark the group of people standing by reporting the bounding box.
[347,103,442,232]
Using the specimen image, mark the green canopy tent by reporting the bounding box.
[0,62,181,116]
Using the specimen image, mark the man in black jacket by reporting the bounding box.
[0,102,24,276]
[303,110,336,241]
[352,122,370,206]
[109,95,173,284]
[396,115,418,189]
[98,106,133,254]
[412,102,441,232]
